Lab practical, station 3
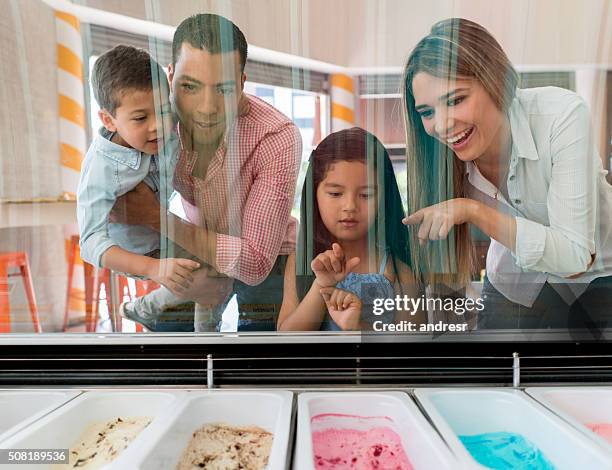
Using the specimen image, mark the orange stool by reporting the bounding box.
[63,235,94,332]
[0,252,42,333]
[63,236,160,332]
[88,268,159,332]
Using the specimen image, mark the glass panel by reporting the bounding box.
[1,1,610,340]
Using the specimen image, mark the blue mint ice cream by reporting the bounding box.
[459,432,555,469]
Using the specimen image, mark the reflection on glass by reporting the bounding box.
[1,2,611,338]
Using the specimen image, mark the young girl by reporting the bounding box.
[277,127,423,331]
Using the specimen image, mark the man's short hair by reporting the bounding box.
[172,14,248,72]
[91,44,168,116]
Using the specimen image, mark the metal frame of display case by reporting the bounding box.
[1,332,612,388]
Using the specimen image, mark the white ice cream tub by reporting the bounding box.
[294,391,459,470]
[0,390,183,470]
[526,386,612,452]
[0,390,81,443]
[414,388,612,470]
[120,390,294,470]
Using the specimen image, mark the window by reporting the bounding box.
[243,81,329,219]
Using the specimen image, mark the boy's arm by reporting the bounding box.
[100,247,157,278]
[77,147,198,295]
[77,156,122,267]
[101,246,199,296]
[108,183,215,265]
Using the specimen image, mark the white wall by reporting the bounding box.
[347,0,611,68]
[79,0,611,68]
[1,0,61,200]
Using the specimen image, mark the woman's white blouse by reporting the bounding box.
[466,87,612,307]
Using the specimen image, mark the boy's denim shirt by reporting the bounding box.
[77,127,178,267]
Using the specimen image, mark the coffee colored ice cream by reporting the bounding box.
[175,423,273,470]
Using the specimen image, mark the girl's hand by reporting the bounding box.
[319,287,362,331]
[146,258,200,296]
[311,243,360,288]
[402,198,478,245]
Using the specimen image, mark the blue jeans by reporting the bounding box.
[193,255,287,332]
[231,255,287,332]
[478,275,612,330]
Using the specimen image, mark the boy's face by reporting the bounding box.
[99,87,172,155]
[168,44,245,148]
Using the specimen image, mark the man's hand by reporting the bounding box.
[146,258,200,297]
[311,243,360,288]
[110,182,161,230]
[177,266,234,306]
[320,287,362,331]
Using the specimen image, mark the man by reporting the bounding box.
[116,14,301,331]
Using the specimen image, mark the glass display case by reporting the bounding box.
[1,1,611,468]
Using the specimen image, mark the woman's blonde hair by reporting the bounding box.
[401,18,518,289]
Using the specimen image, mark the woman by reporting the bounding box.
[401,18,612,330]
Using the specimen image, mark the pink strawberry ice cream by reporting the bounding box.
[587,423,612,444]
[311,414,412,470]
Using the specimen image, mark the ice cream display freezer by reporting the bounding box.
[2,333,612,469]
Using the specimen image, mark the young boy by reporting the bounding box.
[77,44,200,328]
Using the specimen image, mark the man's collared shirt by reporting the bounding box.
[173,94,302,286]
[466,86,612,307]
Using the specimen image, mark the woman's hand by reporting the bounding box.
[311,243,360,288]
[403,198,478,245]
[319,287,362,331]
[110,182,161,230]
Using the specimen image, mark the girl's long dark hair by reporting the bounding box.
[296,127,410,280]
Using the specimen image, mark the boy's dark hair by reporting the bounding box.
[91,44,167,116]
[172,14,248,72]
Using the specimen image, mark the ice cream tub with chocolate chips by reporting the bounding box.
[294,391,458,470]
[118,390,294,470]
[0,390,183,470]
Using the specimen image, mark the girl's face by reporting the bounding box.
[411,72,506,163]
[316,160,377,244]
